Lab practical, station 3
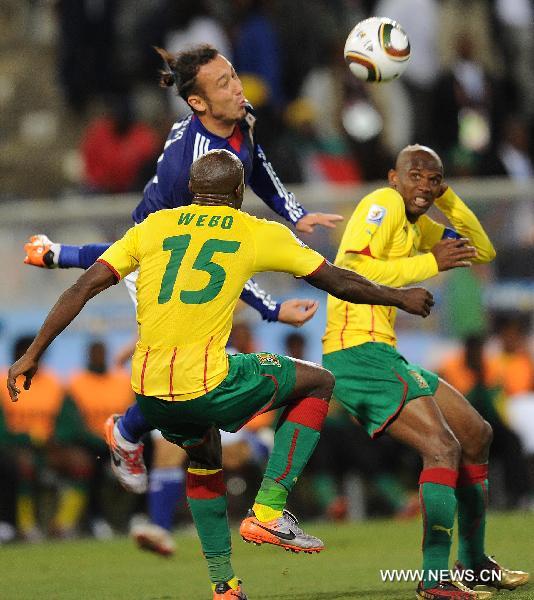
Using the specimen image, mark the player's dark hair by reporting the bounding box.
[155,45,219,102]
[190,149,243,197]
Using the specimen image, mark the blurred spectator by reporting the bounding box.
[506,389,534,508]
[432,33,506,176]
[488,313,534,398]
[231,0,283,109]
[80,95,160,193]
[164,0,232,116]
[270,0,337,101]
[0,336,64,540]
[284,331,307,361]
[56,0,118,113]
[373,0,440,146]
[483,115,534,182]
[440,317,534,401]
[58,340,136,535]
[440,334,532,508]
[295,40,366,182]
[481,115,534,247]
[0,422,18,544]
[166,1,231,59]
[228,321,256,355]
[438,0,502,77]
[494,0,534,120]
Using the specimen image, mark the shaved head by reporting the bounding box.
[190,149,243,194]
[395,144,443,173]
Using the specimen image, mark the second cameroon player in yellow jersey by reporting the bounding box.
[323,185,495,353]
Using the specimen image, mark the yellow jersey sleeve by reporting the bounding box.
[250,219,325,277]
[417,215,445,252]
[343,250,438,287]
[434,187,496,263]
[342,188,406,255]
[97,225,140,280]
[339,188,438,286]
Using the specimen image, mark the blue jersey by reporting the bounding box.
[61,106,304,320]
[132,106,306,225]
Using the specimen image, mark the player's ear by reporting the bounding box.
[187,94,207,113]
[234,182,244,208]
[388,168,398,189]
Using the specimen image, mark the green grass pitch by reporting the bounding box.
[2,511,533,599]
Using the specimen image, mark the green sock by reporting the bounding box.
[419,472,458,589]
[457,476,488,568]
[263,420,321,492]
[255,477,288,511]
[186,469,233,585]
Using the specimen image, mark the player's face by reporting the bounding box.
[389,151,443,222]
[190,55,247,125]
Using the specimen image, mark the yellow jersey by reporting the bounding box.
[323,186,496,354]
[98,204,324,400]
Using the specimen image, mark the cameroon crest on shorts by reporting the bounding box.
[255,353,282,367]
[408,370,429,390]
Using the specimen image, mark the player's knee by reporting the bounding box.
[464,419,493,461]
[311,366,335,400]
[425,429,461,468]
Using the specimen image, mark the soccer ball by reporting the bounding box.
[344,17,410,83]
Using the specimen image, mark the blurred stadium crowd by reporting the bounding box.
[1,0,534,545]
[2,0,534,197]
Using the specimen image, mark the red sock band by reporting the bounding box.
[457,463,488,486]
[279,397,329,431]
[419,467,458,488]
[186,470,225,500]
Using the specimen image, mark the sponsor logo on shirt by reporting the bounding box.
[366,204,386,225]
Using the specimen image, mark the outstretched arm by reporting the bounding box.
[7,263,117,401]
[433,186,496,263]
[24,234,111,270]
[249,144,343,232]
[305,261,434,317]
[240,279,318,325]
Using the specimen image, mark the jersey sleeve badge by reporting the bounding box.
[366,204,387,225]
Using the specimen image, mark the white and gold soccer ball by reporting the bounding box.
[344,17,410,83]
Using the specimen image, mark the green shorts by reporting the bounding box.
[322,342,439,438]
[136,352,297,447]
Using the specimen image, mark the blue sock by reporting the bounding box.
[149,468,185,531]
[118,404,152,443]
[58,243,111,269]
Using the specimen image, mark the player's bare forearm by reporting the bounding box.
[305,261,434,317]
[27,264,115,360]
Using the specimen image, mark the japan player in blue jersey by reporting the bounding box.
[25,44,342,323]
[23,45,343,557]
